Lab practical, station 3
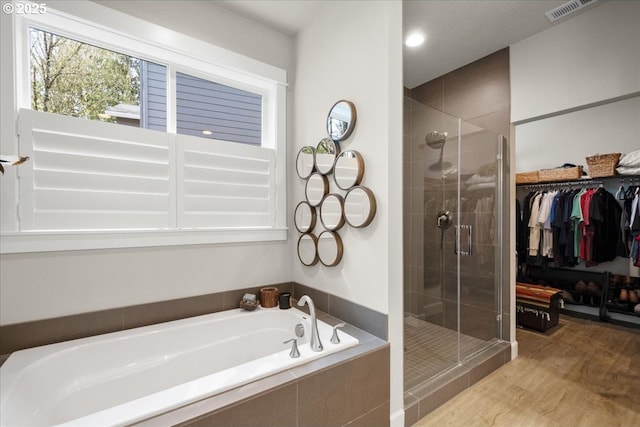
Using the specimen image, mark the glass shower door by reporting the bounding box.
[405,103,462,388]
[456,121,505,361]
[404,99,505,390]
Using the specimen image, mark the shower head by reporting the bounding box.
[425,131,447,149]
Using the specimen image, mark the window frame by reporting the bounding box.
[0,2,287,254]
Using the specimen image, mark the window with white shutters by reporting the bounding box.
[1,3,287,253]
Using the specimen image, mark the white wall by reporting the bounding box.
[0,243,292,324]
[511,0,640,123]
[511,1,640,173]
[292,2,403,425]
[293,2,397,315]
[515,96,640,172]
[91,0,294,72]
[0,0,295,324]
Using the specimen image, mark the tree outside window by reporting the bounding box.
[30,28,141,124]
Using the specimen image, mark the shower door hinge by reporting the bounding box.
[454,224,472,256]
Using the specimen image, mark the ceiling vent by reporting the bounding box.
[545,0,598,22]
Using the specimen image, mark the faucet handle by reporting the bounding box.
[330,322,346,344]
[283,338,300,358]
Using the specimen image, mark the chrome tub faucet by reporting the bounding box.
[297,295,323,352]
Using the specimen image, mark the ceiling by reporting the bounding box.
[217,0,603,88]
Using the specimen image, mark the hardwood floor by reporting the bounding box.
[412,315,640,427]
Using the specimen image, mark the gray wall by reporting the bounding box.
[140,61,167,131]
[176,73,261,145]
[140,63,262,145]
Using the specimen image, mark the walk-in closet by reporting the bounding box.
[516,173,640,327]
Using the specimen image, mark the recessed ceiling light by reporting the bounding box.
[202,130,213,135]
[405,33,425,48]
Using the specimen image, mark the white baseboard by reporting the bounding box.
[390,408,405,427]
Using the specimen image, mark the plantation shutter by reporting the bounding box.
[18,109,174,231]
[177,133,275,228]
[17,109,276,232]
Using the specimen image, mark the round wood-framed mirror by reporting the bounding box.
[327,100,357,142]
[319,193,345,231]
[296,146,316,179]
[334,150,364,190]
[297,233,319,266]
[344,186,377,228]
[315,138,340,175]
[294,201,317,233]
[305,173,329,207]
[317,231,343,267]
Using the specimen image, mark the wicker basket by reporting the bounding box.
[515,171,539,184]
[585,153,620,178]
[538,166,583,182]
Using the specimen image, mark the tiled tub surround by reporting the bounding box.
[0,283,389,426]
[1,308,386,426]
[0,282,387,358]
[141,316,389,427]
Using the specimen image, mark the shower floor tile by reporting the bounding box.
[404,316,487,390]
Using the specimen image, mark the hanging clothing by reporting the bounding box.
[552,189,578,267]
[519,191,535,260]
[589,188,624,263]
[518,184,631,268]
[561,189,578,266]
[538,191,557,258]
[630,190,640,266]
[570,189,586,259]
[580,189,597,266]
[528,192,543,257]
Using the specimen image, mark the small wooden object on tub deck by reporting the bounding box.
[586,153,621,178]
[515,171,539,184]
[260,287,279,308]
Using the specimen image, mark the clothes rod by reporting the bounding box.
[521,180,604,190]
[517,175,640,190]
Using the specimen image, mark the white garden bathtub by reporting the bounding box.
[0,306,358,426]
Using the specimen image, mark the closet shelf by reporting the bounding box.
[516,174,640,188]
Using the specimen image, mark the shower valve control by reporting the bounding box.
[436,211,452,229]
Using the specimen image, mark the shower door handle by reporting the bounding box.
[455,225,472,256]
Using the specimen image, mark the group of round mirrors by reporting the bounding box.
[295,100,377,267]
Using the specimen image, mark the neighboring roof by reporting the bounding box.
[104,103,140,120]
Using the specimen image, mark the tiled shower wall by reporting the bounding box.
[403,48,511,341]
